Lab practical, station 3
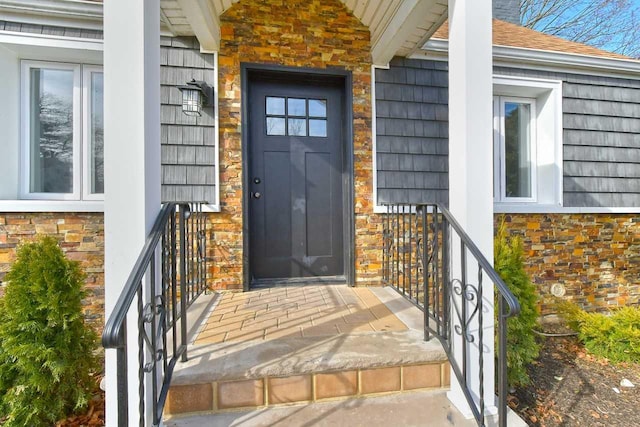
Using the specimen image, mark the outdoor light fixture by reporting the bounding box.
[177,79,213,117]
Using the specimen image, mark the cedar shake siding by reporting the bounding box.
[159,36,217,204]
[375,58,449,205]
[492,0,520,25]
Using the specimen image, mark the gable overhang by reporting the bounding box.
[161,0,449,66]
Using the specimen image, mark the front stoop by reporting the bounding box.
[164,286,450,419]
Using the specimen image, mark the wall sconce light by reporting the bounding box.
[177,79,213,117]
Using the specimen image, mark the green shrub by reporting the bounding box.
[0,236,97,426]
[494,218,541,386]
[558,301,640,363]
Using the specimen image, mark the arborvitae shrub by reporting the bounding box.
[494,218,541,386]
[0,236,97,426]
[558,301,640,363]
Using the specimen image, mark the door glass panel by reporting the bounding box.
[29,67,74,193]
[287,98,306,116]
[266,117,286,135]
[288,118,307,136]
[309,119,327,137]
[504,102,531,198]
[90,72,104,194]
[309,99,326,117]
[266,97,285,115]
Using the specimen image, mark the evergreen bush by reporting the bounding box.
[494,218,541,386]
[558,301,640,363]
[0,236,97,426]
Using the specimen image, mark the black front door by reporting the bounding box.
[248,75,344,281]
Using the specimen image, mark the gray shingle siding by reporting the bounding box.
[160,36,217,204]
[375,58,449,206]
[496,66,640,208]
[376,60,640,208]
[0,20,102,39]
[493,0,520,24]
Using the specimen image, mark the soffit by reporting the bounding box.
[161,0,448,65]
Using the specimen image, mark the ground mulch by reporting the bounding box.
[55,374,105,427]
[509,326,640,427]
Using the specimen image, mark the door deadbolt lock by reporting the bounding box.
[253,177,261,184]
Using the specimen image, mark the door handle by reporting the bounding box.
[253,192,262,199]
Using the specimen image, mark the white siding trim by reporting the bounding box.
[371,63,389,213]
[211,51,220,212]
[494,204,640,214]
[0,30,103,51]
[0,200,103,212]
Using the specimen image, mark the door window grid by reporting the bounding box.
[266,96,327,137]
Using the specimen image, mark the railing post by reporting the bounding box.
[116,328,129,427]
[421,206,429,341]
[498,296,508,427]
[179,204,188,363]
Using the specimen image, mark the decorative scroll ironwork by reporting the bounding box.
[102,202,209,426]
[451,279,480,344]
[382,203,520,427]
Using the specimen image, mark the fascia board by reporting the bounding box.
[413,38,640,80]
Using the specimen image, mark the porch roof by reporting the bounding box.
[0,0,449,66]
[161,0,448,65]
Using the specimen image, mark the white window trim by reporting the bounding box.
[82,64,103,201]
[494,96,538,203]
[493,75,563,210]
[372,63,390,214]
[20,60,82,200]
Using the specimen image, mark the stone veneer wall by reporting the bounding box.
[0,213,104,326]
[214,0,379,288]
[501,213,640,314]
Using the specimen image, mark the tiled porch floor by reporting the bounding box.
[195,285,408,345]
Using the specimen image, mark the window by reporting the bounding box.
[21,61,103,201]
[494,96,537,202]
[265,96,327,137]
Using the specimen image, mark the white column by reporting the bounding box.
[447,0,495,419]
[103,1,160,426]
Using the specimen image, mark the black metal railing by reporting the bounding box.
[382,203,520,427]
[102,202,208,426]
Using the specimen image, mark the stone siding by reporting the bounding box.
[501,213,640,314]
[215,0,379,288]
[0,213,104,326]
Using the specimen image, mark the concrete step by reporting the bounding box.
[164,287,450,418]
[165,388,527,427]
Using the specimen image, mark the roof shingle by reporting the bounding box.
[432,19,634,61]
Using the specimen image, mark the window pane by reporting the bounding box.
[266,117,285,135]
[90,72,104,194]
[504,102,532,198]
[287,98,306,116]
[288,118,307,136]
[309,99,326,117]
[29,68,74,193]
[309,119,327,137]
[266,97,285,115]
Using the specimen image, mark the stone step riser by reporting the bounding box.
[165,361,450,418]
